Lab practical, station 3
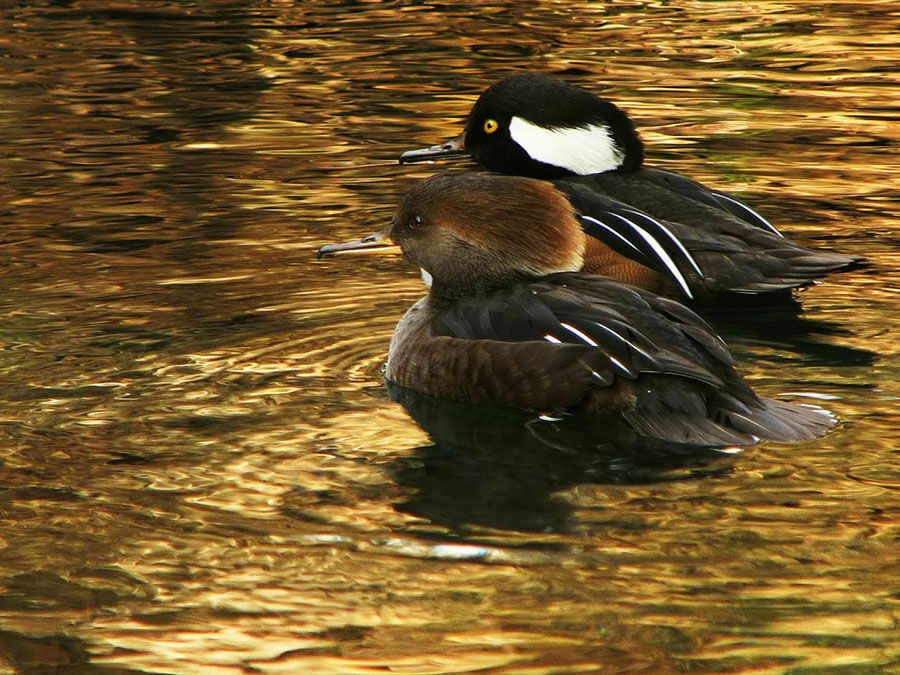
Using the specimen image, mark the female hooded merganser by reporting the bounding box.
[399,73,862,302]
[319,172,834,446]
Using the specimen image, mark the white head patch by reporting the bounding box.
[508,116,625,175]
[419,268,433,287]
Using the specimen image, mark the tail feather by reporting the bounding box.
[622,379,837,447]
[673,223,865,297]
[737,398,837,443]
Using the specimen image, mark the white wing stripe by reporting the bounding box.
[620,208,704,276]
[712,192,783,238]
[604,212,694,299]
[579,215,643,256]
[559,322,599,346]
[586,321,655,361]
[608,355,634,377]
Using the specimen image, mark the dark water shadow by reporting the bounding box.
[695,298,876,368]
[387,384,739,534]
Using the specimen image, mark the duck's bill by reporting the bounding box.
[399,133,467,164]
[317,232,400,258]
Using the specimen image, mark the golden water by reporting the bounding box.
[1,2,899,672]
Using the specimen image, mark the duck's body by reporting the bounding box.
[399,73,862,302]
[319,172,834,446]
[386,273,828,446]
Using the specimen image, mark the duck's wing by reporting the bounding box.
[562,173,863,298]
[552,181,702,298]
[429,275,834,445]
[433,277,727,386]
[663,216,864,296]
[637,166,783,237]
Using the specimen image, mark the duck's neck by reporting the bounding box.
[427,273,535,305]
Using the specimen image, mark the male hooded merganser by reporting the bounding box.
[319,172,834,446]
[399,73,862,301]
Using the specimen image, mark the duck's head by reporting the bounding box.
[319,172,585,295]
[400,73,644,179]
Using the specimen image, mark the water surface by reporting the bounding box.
[1,2,900,673]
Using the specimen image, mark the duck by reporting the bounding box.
[398,73,863,302]
[318,172,834,446]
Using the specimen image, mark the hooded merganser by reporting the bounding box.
[399,73,863,301]
[319,172,834,446]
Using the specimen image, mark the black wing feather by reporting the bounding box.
[563,171,863,298]
[432,276,727,387]
[641,167,783,236]
[553,181,701,297]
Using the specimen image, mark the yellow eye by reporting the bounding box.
[483,119,499,134]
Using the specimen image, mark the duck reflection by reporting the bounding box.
[388,383,739,533]
[700,301,875,368]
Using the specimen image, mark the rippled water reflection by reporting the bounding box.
[1,1,900,673]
